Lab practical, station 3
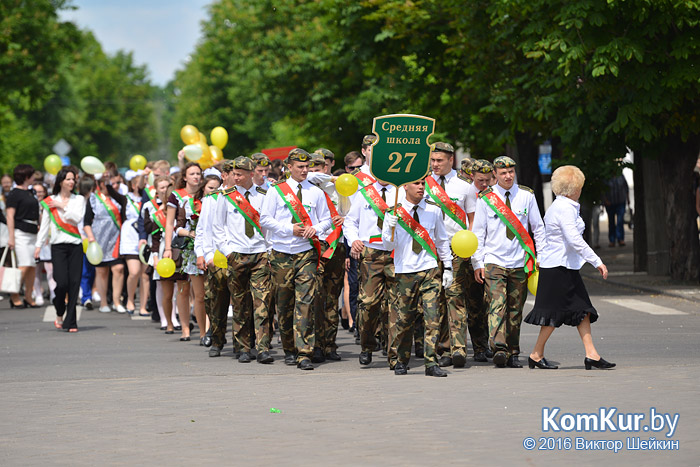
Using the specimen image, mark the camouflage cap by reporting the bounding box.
[431,141,455,154]
[314,148,335,160]
[232,156,255,171]
[308,151,325,167]
[251,152,270,167]
[493,155,517,168]
[287,148,310,162]
[460,157,475,174]
[221,159,235,173]
[471,159,494,174]
[362,134,377,146]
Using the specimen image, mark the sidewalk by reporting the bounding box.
[579,229,700,304]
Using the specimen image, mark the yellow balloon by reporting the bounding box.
[44,154,62,175]
[156,258,176,278]
[81,156,106,175]
[451,230,478,258]
[82,238,88,253]
[209,145,223,163]
[183,144,203,162]
[335,174,359,197]
[198,132,207,144]
[86,241,103,265]
[210,126,228,149]
[180,125,199,145]
[528,270,539,296]
[213,250,228,269]
[130,154,147,171]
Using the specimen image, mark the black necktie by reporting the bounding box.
[439,175,446,218]
[244,191,254,238]
[377,187,387,230]
[412,205,421,254]
[505,191,514,240]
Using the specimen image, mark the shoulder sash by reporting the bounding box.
[40,196,81,239]
[425,176,467,229]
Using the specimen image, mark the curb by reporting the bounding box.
[581,272,700,304]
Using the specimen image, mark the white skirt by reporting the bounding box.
[14,229,37,267]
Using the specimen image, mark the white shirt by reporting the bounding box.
[194,192,219,262]
[425,169,474,237]
[539,196,602,270]
[35,193,85,247]
[471,184,546,270]
[260,178,332,254]
[214,185,268,256]
[381,198,451,274]
[345,182,396,252]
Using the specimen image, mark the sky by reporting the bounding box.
[60,0,211,86]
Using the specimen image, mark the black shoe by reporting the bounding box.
[394,362,409,375]
[452,353,467,368]
[425,365,448,377]
[354,329,360,345]
[164,330,174,335]
[160,326,167,330]
[233,351,241,360]
[83,300,94,310]
[382,349,387,356]
[584,357,616,370]
[473,351,487,362]
[9,300,26,309]
[340,318,349,330]
[202,336,212,347]
[238,352,251,363]
[507,355,523,368]
[174,325,182,331]
[179,336,191,342]
[325,350,341,361]
[438,356,453,367]
[189,322,194,331]
[493,351,507,368]
[348,325,355,333]
[257,351,274,364]
[415,348,424,359]
[528,356,558,369]
[485,348,494,359]
[359,351,372,365]
[284,351,296,366]
[311,347,326,363]
[209,346,221,357]
[297,359,314,370]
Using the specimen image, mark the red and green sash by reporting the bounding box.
[359,184,390,244]
[353,170,376,188]
[393,205,438,260]
[273,182,322,261]
[188,197,202,221]
[173,188,191,205]
[95,190,122,258]
[425,176,467,229]
[40,196,81,239]
[127,195,141,217]
[479,188,537,276]
[144,185,156,203]
[224,189,263,238]
[321,192,342,259]
[150,204,166,235]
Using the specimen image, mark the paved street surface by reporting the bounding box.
[1,241,698,465]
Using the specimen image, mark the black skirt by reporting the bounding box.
[524,266,598,328]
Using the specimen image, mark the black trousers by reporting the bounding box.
[51,243,83,330]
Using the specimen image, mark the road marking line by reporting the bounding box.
[42,305,83,322]
[601,298,687,315]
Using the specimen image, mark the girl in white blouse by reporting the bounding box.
[524,165,615,370]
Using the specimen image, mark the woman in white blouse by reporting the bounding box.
[34,167,85,332]
[524,165,615,370]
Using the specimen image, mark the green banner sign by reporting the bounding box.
[369,114,435,187]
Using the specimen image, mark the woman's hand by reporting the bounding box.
[196,256,206,271]
[34,247,41,260]
[597,263,608,280]
[162,249,172,259]
[7,235,14,250]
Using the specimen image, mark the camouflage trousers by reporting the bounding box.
[227,251,272,353]
[313,241,345,353]
[357,246,394,353]
[204,266,230,349]
[484,263,527,357]
[388,267,441,369]
[443,255,489,357]
[269,248,318,362]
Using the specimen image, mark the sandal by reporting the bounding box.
[54,320,63,329]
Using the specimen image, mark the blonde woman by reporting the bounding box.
[524,165,614,370]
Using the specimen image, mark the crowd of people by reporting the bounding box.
[0,136,615,375]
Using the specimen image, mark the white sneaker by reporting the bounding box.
[99,306,111,313]
[93,291,101,302]
[114,304,127,314]
[227,305,233,318]
[35,295,45,306]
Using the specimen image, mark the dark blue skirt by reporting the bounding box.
[524,266,598,328]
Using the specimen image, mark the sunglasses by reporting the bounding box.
[347,164,363,170]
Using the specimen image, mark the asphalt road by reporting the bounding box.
[0,275,698,466]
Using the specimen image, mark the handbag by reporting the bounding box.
[0,247,22,294]
[171,235,188,269]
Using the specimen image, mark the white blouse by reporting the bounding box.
[538,196,602,270]
[35,193,85,247]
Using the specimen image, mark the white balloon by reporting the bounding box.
[81,156,106,175]
[183,144,203,162]
[86,241,103,265]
